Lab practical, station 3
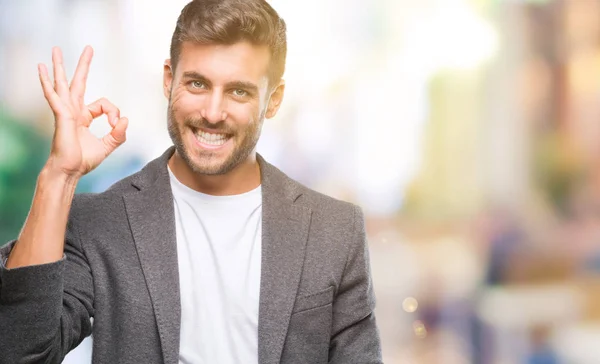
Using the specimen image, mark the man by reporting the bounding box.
[0,0,382,363]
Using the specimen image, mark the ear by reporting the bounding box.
[163,59,173,99]
[265,79,285,119]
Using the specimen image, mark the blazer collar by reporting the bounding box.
[129,146,303,203]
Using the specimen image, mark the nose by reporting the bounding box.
[201,91,228,124]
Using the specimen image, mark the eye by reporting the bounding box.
[190,81,206,89]
[232,89,248,97]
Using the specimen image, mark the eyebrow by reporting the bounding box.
[181,71,259,94]
[182,71,212,87]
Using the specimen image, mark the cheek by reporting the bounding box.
[227,102,263,126]
[228,104,254,123]
[171,87,190,108]
[170,90,202,118]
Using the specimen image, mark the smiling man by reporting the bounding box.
[0,1,382,363]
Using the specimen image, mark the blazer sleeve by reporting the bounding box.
[328,205,383,363]
[0,207,94,364]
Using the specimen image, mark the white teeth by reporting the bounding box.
[195,130,228,146]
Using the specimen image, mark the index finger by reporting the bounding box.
[86,97,121,127]
[69,45,94,106]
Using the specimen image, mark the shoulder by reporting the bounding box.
[71,148,171,215]
[295,183,360,221]
[264,158,363,231]
[69,164,150,220]
[68,179,131,222]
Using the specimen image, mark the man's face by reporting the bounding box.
[164,41,284,175]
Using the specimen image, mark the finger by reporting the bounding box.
[52,47,70,98]
[102,117,128,155]
[70,46,93,107]
[38,63,67,117]
[86,98,120,127]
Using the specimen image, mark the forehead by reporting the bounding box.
[176,41,271,83]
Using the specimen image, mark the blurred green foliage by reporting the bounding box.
[0,108,50,245]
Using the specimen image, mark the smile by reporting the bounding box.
[193,129,230,146]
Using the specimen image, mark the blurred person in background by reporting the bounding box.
[0,0,382,363]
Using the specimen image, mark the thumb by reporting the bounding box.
[102,117,128,155]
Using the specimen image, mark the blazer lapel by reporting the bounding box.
[257,156,312,364]
[123,147,181,364]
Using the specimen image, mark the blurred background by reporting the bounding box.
[1,0,600,362]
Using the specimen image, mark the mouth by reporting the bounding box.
[191,128,233,150]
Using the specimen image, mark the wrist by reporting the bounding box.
[39,162,80,191]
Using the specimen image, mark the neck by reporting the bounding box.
[168,151,261,196]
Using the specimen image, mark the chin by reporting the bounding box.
[186,151,236,175]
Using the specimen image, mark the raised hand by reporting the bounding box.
[38,46,128,178]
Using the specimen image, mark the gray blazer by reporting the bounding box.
[0,147,381,364]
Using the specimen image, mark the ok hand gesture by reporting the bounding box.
[39,46,128,178]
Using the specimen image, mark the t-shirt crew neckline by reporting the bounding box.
[167,165,262,204]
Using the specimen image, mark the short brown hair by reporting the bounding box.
[170,0,287,86]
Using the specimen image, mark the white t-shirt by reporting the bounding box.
[168,168,262,364]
